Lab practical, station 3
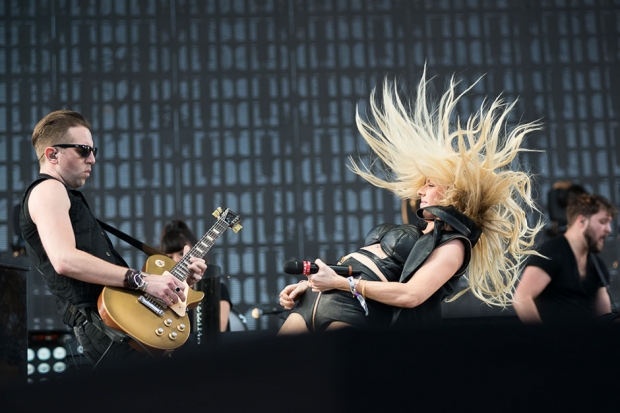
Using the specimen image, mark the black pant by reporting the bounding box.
[73,310,150,368]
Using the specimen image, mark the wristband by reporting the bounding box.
[124,268,146,290]
[347,276,369,316]
[137,278,148,292]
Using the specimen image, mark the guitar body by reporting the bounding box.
[98,254,205,354]
[97,207,242,355]
[142,254,205,311]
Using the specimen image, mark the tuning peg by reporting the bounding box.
[232,223,243,233]
[212,207,223,218]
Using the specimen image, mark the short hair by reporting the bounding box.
[32,110,91,161]
[159,219,199,255]
[566,193,617,226]
[547,181,588,224]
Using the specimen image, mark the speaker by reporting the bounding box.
[0,261,28,386]
[9,253,69,333]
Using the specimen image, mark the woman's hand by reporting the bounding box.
[279,281,309,309]
[307,259,347,293]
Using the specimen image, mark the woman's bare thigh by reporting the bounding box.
[277,313,309,335]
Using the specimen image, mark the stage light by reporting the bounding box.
[37,347,51,361]
[28,331,76,383]
[53,346,66,360]
[53,361,67,373]
[37,362,50,374]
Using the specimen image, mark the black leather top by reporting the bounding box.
[358,205,481,284]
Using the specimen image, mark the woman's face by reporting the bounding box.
[167,249,186,263]
[417,179,444,210]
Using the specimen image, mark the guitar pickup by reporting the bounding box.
[139,295,165,316]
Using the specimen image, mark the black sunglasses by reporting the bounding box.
[53,144,98,158]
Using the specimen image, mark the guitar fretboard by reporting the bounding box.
[169,218,230,281]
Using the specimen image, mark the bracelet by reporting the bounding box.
[124,268,146,291]
[347,276,369,316]
[347,276,359,297]
[361,280,367,300]
[137,277,148,292]
[124,268,139,288]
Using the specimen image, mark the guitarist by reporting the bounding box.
[513,192,617,324]
[19,110,207,368]
[159,219,233,333]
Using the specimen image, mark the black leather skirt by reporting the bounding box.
[290,257,393,332]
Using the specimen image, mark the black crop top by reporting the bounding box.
[357,205,482,285]
[368,205,482,329]
[358,223,424,282]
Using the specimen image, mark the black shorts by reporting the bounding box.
[291,259,394,332]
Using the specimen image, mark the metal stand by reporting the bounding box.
[192,265,221,346]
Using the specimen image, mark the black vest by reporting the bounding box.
[20,174,128,314]
[391,205,482,328]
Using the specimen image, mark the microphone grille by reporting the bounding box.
[282,260,304,274]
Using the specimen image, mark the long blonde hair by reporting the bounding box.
[350,69,545,307]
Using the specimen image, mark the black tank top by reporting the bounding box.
[20,174,128,313]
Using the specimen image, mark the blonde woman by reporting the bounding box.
[278,69,544,333]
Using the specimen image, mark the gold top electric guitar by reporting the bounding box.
[97,207,242,355]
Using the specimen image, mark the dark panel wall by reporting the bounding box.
[1,0,619,329]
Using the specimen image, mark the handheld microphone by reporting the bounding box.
[282,260,360,276]
[251,307,290,319]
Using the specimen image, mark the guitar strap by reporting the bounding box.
[590,253,620,315]
[97,219,165,257]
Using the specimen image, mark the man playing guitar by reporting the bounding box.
[19,110,207,368]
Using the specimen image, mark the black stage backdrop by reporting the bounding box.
[1,0,619,330]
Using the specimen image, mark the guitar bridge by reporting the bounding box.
[138,295,165,316]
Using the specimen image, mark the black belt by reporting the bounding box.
[66,303,131,344]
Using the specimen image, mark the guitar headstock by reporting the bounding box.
[212,207,243,233]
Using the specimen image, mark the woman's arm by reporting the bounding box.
[309,239,465,308]
[279,280,310,309]
[219,300,231,332]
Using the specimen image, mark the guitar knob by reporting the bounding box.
[177,324,186,332]
[164,318,173,326]
[168,332,178,340]
[155,328,164,336]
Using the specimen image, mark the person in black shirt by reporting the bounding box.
[513,193,617,324]
[19,110,207,367]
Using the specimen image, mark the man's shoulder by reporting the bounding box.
[27,178,66,202]
[38,178,63,188]
[27,177,71,213]
[537,235,569,252]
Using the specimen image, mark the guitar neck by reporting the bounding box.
[170,218,230,282]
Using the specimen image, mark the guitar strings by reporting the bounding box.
[170,218,230,282]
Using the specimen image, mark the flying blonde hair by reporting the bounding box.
[350,69,545,307]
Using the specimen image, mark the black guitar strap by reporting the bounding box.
[97,219,165,257]
[590,253,620,315]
